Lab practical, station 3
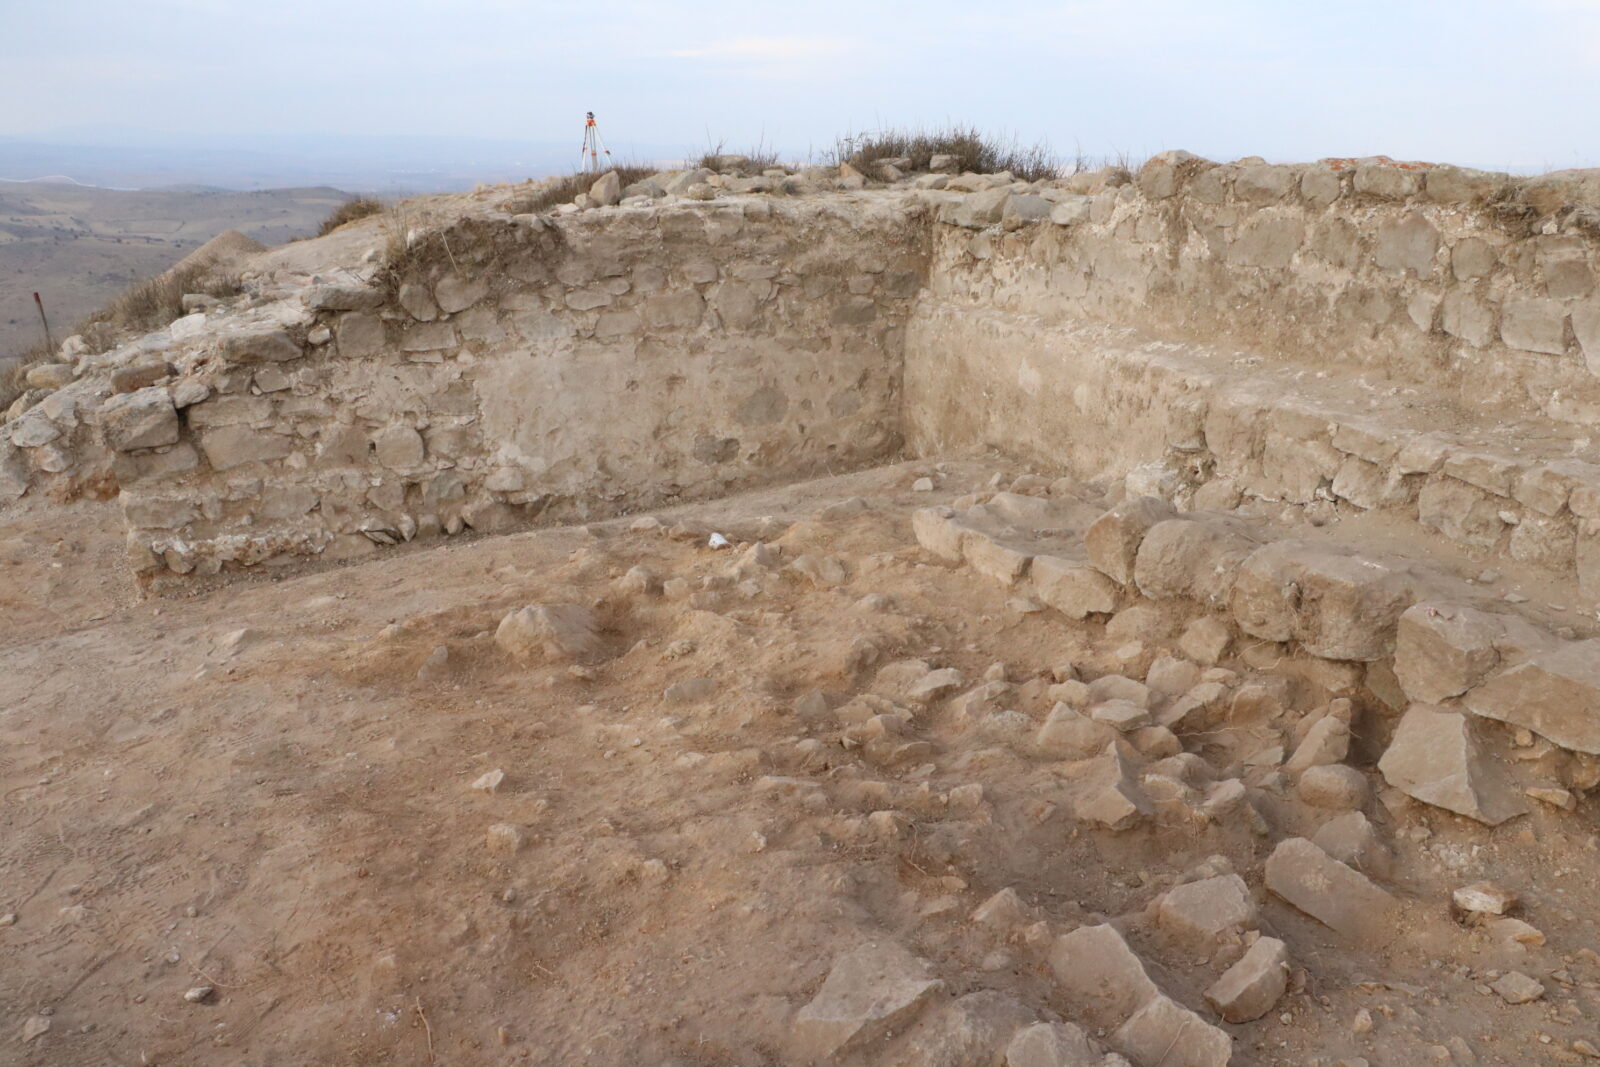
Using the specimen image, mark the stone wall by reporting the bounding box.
[40,152,1600,600]
[117,196,924,582]
[903,154,1600,603]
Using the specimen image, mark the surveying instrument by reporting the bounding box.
[579,112,612,172]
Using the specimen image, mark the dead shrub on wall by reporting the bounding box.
[834,125,1061,181]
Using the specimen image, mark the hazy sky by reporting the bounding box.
[5,0,1600,171]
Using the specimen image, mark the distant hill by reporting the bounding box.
[0,183,354,357]
[0,128,688,193]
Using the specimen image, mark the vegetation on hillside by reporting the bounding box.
[833,125,1060,181]
[317,197,386,236]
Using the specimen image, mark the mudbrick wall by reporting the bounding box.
[109,196,923,581]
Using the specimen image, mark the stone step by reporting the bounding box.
[905,310,1600,609]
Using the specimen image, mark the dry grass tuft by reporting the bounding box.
[506,167,658,216]
[318,197,386,236]
[77,263,244,343]
[697,139,782,174]
[834,125,1060,181]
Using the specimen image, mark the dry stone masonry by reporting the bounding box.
[6,150,1600,608]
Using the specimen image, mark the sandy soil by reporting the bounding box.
[3,458,1600,1066]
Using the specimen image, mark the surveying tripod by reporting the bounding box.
[580,112,612,172]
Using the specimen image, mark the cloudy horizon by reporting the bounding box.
[6,0,1600,177]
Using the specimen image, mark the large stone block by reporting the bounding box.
[641,290,704,329]
[1441,288,1495,345]
[373,424,425,469]
[1156,874,1256,950]
[891,991,1034,1067]
[792,943,944,1060]
[1373,214,1440,276]
[435,274,488,314]
[1047,924,1158,1029]
[1500,297,1568,355]
[1417,476,1507,549]
[220,328,303,363]
[1378,703,1527,823]
[1228,216,1303,269]
[1354,163,1421,199]
[1229,542,1415,661]
[912,507,970,563]
[1464,641,1600,753]
[1394,602,1504,703]
[1085,496,1176,585]
[200,426,293,471]
[336,312,387,358]
[1112,994,1231,1067]
[1205,936,1290,1023]
[1575,300,1600,374]
[1031,555,1120,618]
[1234,163,1294,203]
[1134,519,1256,609]
[1264,837,1396,940]
[100,387,179,452]
[0,441,30,502]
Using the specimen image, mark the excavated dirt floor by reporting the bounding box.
[5,458,1600,1066]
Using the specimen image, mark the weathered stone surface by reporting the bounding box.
[1230,542,1415,661]
[1085,497,1176,584]
[398,281,440,321]
[1296,764,1370,810]
[1373,214,1439,276]
[1110,994,1231,1067]
[888,990,1034,1067]
[1575,300,1600,373]
[1355,163,1421,200]
[1441,289,1495,346]
[494,603,603,663]
[1004,1022,1102,1067]
[589,170,622,207]
[1001,194,1052,229]
[1032,555,1120,618]
[1036,704,1119,760]
[1463,641,1600,754]
[1393,602,1505,703]
[1156,874,1256,949]
[1418,476,1506,549]
[1179,616,1232,665]
[1264,837,1397,940]
[1134,520,1256,608]
[1311,812,1392,878]
[1205,936,1290,1023]
[400,322,458,352]
[101,387,179,452]
[793,943,945,1060]
[200,426,293,471]
[304,283,384,311]
[964,532,1031,585]
[1069,745,1153,829]
[1377,704,1526,824]
[0,442,28,501]
[435,274,489,314]
[641,289,705,329]
[110,361,174,393]
[1501,297,1567,355]
[1047,924,1158,1028]
[1284,715,1350,775]
[336,311,386,358]
[220,329,302,363]
[373,424,425,469]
